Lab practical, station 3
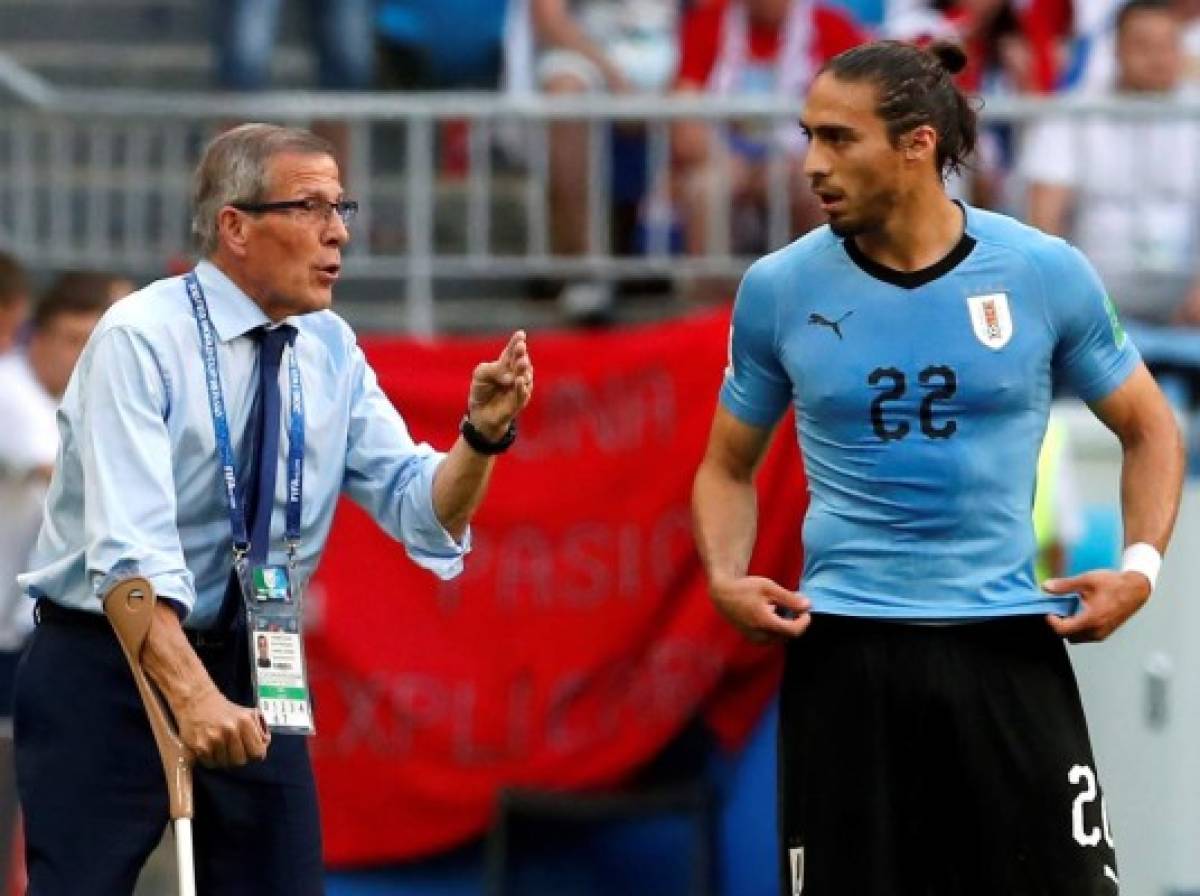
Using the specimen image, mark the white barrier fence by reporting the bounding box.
[3,58,1200,333]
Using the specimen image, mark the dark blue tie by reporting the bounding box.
[245,324,294,565]
[215,324,294,632]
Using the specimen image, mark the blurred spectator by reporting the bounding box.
[43,270,136,309]
[1023,0,1200,443]
[1022,0,1077,91]
[531,0,680,94]
[525,0,682,322]
[377,0,510,88]
[0,278,112,891]
[1068,0,1199,91]
[214,0,375,183]
[1022,0,1200,330]
[0,252,30,356]
[886,0,1063,92]
[826,0,908,29]
[832,0,1059,37]
[673,0,866,257]
[214,0,375,90]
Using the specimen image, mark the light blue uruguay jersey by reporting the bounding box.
[720,204,1139,620]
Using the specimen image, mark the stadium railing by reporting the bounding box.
[2,54,1198,334]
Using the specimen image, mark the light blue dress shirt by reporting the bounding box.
[19,261,468,629]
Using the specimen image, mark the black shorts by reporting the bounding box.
[778,614,1119,896]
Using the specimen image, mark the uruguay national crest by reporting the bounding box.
[966,292,1013,350]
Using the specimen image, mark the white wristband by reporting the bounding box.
[1121,542,1162,592]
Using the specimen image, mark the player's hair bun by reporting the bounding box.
[927,40,968,76]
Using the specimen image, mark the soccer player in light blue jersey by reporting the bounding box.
[692,39,1185,895]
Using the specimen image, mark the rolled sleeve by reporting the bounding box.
[341,345,470,579]
[80,327,198,613]
[400,452,472,580]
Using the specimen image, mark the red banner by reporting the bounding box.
[308,308,806,866]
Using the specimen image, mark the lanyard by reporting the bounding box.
[185,271,305,558]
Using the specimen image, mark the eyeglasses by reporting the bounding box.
[232,197,359,227]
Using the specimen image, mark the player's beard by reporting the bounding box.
[827,215,860,238]
[826,187,897,239]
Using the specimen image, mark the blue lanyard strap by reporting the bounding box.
[186,272,248,553]
[185,271,305,558]
[285,343,304,550]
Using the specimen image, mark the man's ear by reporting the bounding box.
[901,124,938,164]
[216,206,251,258]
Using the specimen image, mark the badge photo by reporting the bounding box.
[966,292,1013,350]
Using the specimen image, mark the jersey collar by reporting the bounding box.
[842,201,977,290]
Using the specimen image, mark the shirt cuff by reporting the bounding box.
[401,453,472,580]
[92,561,196,617]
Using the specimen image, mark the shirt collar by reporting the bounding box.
[192,259,274,343]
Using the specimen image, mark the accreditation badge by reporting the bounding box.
[241,564,316,735]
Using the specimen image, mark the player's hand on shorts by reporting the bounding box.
[1043,569,1152,643]
[177,685,271,768]
[709,575,812,643]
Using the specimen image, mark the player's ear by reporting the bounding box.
[901,125,937,164]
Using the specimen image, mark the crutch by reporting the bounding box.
[103,577,196,896]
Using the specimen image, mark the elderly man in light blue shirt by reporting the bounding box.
[14,123,533,896]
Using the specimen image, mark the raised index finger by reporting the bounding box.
[501,330,527,365]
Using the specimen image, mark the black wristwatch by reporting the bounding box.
[460,414,518,455]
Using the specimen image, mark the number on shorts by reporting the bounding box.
[1069,764,1114,848]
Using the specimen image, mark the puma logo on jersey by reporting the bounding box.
[808,311,854,339]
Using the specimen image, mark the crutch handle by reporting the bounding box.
[103,577,195,821]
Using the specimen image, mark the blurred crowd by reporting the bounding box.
[4,0,1200,422]
[0,258,134,672]
[206,0,1200,414]
[3,1,1200,453]
[0,252,133,886]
